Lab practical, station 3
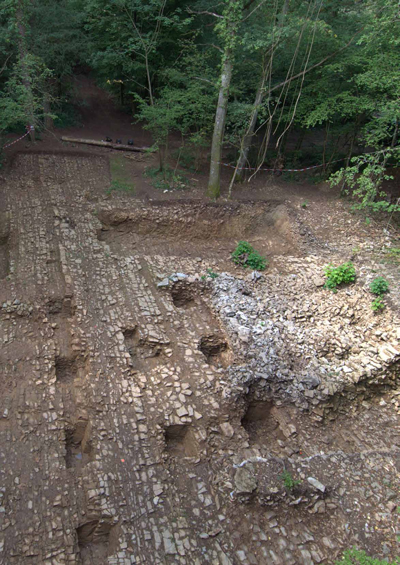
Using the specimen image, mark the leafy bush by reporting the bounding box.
[280,470,301,491]
[371,297,385,312]
[324,262,356,291]
[370,277,389,296]
[231,241,267,271]
[329,151,400,215]
[335,548,399,564]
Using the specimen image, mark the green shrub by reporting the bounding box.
[370,277,389,296]
[324,262,356,292]
[231,241,267,270]
[280,470,301,491]
[335,548,399,564]
[371,297,385,312]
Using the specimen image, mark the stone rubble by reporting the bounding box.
[0,152,398,564]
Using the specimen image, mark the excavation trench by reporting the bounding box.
[96,201,297,258]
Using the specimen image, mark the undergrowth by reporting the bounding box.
[231,241,267,271]
[324,262,356,292]
[335,548,399,564]
[106,180,135,195]
[381,247,400,265]
[144,166,190,192]
[371,297,385,312]
[280,470,301,491]
[370,277,389,296]
[369,277,389,313]
[201,268,219,280]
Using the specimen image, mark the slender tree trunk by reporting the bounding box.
[326,134,341,172]
[294,129,306,152]
[43,91,53,130]
[145,53,154,107]
[340,119,359,196]
[16,0,35,142]
[232,74,266,184]
[207,52,233,199]
[374,117,399,197]
[229,0,291,189]
[322,122,329,172]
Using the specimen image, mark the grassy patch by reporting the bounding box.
[380,246,400,266]
[335,548,399,564]
[107,155,135,195]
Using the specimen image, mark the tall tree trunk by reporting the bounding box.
[16,0,35,142]
[207,0,246,199]
[207,52,233,199]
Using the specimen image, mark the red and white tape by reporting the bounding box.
[219,157,345,173]
[1,126,34,150]
[219,148,393,174]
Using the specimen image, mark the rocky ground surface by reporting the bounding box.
[0,151,399,564]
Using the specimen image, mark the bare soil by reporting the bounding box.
[0,76,399,565]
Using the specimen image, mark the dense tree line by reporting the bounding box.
[0,0,399,208]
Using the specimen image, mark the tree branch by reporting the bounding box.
[196,42,223,53]
[0,54,12,77]
[192,76,216,85]
[243,0,268,22]
[187,8,223,18]
[268,28,364,94]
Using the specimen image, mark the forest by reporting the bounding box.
[0,0,399,208]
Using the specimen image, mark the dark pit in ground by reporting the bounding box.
[198,334,230,367]
[55,356,78,382]
[171,283,196,308]
[77,519,118,564]
[164,424,198,457]
[65,416,93,469]
[241,401,281,445]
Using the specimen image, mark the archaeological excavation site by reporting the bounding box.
[0,148,398,565]
[1,1,399,562]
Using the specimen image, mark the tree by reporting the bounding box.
[0,0,51,140]
[206,0,246,199]
[83,0,190,105]
[323,0,400,210]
